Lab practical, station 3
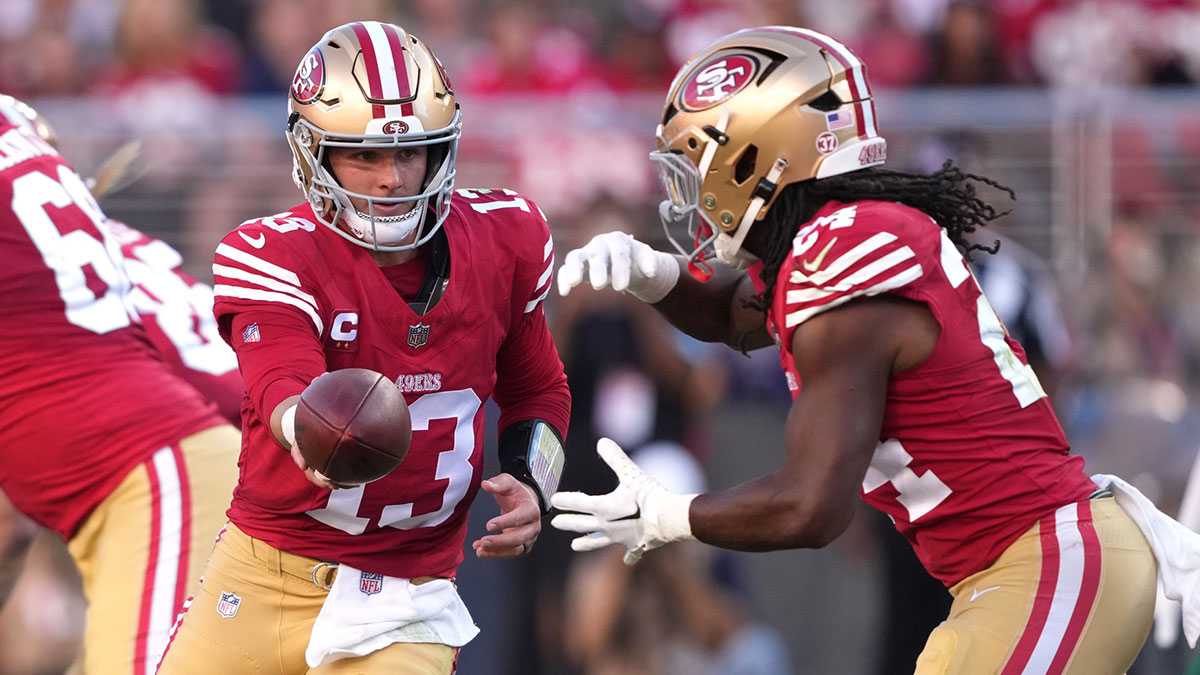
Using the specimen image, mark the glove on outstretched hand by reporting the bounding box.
[556,232,679,303]
[550,438,696,565]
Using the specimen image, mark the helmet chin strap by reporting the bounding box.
[716,157,788,268]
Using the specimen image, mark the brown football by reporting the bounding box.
[294,368,412,485]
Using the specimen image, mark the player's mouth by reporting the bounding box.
[362,201,418,221]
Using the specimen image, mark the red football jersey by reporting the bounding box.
[103,219,243,425]
[212,189,570,578]
[0,122,226,538]
[762,199,1095,585]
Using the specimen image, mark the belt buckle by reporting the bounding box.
[311,561,339,590]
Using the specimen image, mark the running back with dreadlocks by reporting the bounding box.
[552,25,1162,672]
[748,161,1015,313]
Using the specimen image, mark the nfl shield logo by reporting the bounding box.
[217,591,241,618]
[359,571,384,596]
[407,323,430,348]
[242,322,261,343]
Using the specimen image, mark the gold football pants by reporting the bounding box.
[155,522,458,675]
[67,424,239,675]
[915,497,1156,674]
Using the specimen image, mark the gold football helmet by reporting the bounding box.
[0,94,57,147]
[651,26,887,272]
[286,21,460,251]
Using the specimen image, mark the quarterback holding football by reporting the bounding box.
[157,21,570,675]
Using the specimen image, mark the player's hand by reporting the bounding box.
[289,443,342,490]
[556,232,679,303]
[551,438,697,565]
[473,473,541,559]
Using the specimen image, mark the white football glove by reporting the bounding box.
[551,438,697,565]
[556,232,680,303]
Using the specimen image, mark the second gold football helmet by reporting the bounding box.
[286,21,460,251]
[651,26,887,271]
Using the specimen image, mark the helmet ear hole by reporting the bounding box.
[733,145,758,185]
[807,90,842,112]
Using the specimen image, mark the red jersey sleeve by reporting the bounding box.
[775,201,934,349]
[212,210,329,425]
[495,193,569,435]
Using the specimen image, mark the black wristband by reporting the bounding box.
[498,419,565,515]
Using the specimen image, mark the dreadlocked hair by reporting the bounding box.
[746,160,1014,313]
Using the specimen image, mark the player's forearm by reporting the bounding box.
[652,259,771,349]
[270,394,302,448]
[688,473,855,551]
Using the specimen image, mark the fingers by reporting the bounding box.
[557,249,585,296]
[596,437,641,483]
[570,533,616,552]
[585,240,611,290]
[550,513,601,534]
[290,444,309,471]
[305,468,340,490]
[473,528,538,558]
[608,237,633,293]
[550,490,617,516]
[633,244,661,280]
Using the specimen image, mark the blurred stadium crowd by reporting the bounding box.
[2,0,1200,673]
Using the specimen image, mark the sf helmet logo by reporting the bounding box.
[291,48,325,104]
[680,54,758,111]
[383,120,409,134]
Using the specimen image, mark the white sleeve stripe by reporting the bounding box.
[534,259,554,290]
[784,264,923,328]
[213,285,324,335]
[838,246,917,287]
[212,264,320,314]
[785,286,836,305]
[525,284,551,313]
[542,238,553,260]
[791,232,898,285]
[214,243,302,286]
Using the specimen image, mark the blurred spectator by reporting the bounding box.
[92,0,242,98]
[594,19,674,92]
[399,0,479,76]
[240,0,334,94]
[926,0,1012,85]
[561,442,792,675]
[1084,214,1182,382]
[0,509,85,675]
[657,0,802,68]
[0,0,120,96]
[1032,0,1199,93]
[460,0,605,95]
[241,0,398,94]
[849,6,931,88]
[536,200,730,673]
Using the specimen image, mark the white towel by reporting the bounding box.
[1092,473,1200,648]
[304,564,480,668]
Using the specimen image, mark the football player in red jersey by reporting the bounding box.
[551,27,1177,673]
[156,21,570,675]
[0,96,241,674]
